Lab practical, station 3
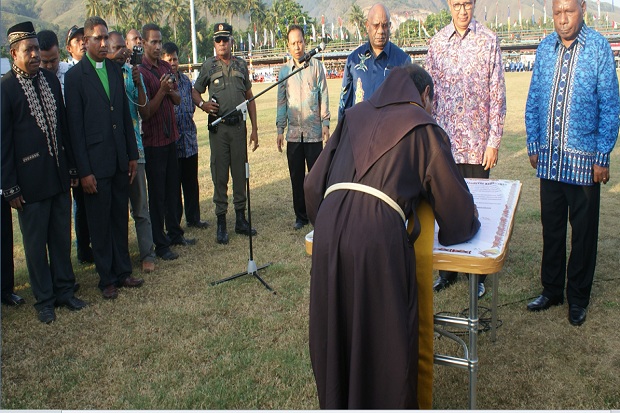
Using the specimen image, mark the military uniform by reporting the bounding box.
[194,45,252,216]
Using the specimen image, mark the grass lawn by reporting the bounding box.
[2,73,620,409]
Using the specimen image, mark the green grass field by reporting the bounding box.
[2,73,620,409]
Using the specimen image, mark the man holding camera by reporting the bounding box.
[138,23,195,260]
[192,23,259,245]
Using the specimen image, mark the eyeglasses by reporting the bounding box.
[452,2,474,11]
[214,36,230,43]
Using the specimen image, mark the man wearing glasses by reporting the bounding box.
[425,0,506,298]
[192,23,259,245]
[338,3,410,120]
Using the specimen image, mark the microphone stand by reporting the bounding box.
[210,60,312,294]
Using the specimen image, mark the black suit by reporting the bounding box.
[65,57,139,289]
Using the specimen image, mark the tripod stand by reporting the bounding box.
[209,61,311,293]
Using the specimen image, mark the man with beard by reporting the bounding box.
[2,21,87,322]
[65,17,143,299]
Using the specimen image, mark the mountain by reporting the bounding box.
[2,0,620,48]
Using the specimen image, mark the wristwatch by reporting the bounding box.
[198,100,205,108]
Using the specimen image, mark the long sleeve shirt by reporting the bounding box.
[425,19,506,165]
[525,24,620,185]
[121,63,147,163]
[174,72,198,158]
[276,57,330,143]
[338,41,410,119]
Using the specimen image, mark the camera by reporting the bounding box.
[129,45,143,66]
[168,72,177,83]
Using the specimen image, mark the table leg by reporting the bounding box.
[468,273,479,409]
[491,272,499,342]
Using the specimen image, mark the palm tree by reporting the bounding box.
[132,0,163,27]
[348,3,365,34]
[84,0,106,18]
[165,0,188,42]
[105,0,128,28]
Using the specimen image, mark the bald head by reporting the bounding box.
[366,3,391,54]
[126,28,142,49]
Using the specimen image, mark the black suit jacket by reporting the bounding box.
[1,69,75,203]
[65,57,138,179]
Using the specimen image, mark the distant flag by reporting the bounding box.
[484,6,487,22]
[276,25,282,39]
[331,22,334,40]
[263,28,267,47]
[614,20,618,29]
[254,23,258,46]
[303,16,307,33]
[508,5,511,27]
[495,1,499,28]
[418,17,421,37]
[532,3,536,25]
[356,23,361,41]
[270,30,274,48]
[240,35,243,52]
[311,24,316,42]
[598,0,601,24]
[248,32,253,52]
[321,15,325,39]
[544,0,547,24]
[518,0,522,27]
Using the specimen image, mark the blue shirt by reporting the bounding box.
[338,41,410,119]
[526,24,619,186]
[174,72,198,158]
[121,63,147,163]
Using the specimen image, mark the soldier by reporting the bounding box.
[192,23,259,244]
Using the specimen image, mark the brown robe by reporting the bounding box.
[304,67,480,409]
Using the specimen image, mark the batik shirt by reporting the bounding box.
[425,19,506,165]
[121,63,147,163]
[174,72,198,159]
[338,41,410,119]
[526,24,620,186]
[276,57,330,143]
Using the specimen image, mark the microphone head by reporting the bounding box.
[318,42,325,52]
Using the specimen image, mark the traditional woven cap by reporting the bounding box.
[7,21,37,46]
[213,23,232,37]
[66,25,84,45]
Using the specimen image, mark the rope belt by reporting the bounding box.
[324,182,406,224]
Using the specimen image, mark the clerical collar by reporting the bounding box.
[86,53,106,70]
[12,63,38,79]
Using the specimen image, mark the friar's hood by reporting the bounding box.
[344,66,436,179]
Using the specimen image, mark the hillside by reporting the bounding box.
[2,0,620,48]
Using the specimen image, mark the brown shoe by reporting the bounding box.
[142,261,155,273]
[119,276,144,288]
[102,285,118,300]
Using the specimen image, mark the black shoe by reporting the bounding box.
[1,293,26,306]
[217,214,229,245]
[188,220,209,229]
[433,276,456,293]
[170,236,196,246]
[77,248,94,264]
[59,296,88,311]
[157,249,179,261]
[526,295,564,312]
[294,219,308,230]
[235,210,257,236]
[569,304,587,326]
[38,306,56,324]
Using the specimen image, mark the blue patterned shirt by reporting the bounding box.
[122,63,147,163]
[526,24,619,185]
[338,41,410,119]
[174,72,198,159]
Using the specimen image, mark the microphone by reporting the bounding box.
[298,42,325,64]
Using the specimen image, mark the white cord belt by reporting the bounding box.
[324,182,406,224]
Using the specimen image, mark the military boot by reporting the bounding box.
[216,214,229,244]
[234,209,257,236]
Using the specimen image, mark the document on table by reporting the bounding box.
[433,179,522,259]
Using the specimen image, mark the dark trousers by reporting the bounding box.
[72,185,92,259]
[1,198,15,296]
[17,192,75,310]
[439,163,490,283]
[287,140,322,222]
[83,170,132,289]
[540,179,600,308]
[145,143,183,254]
[177,153,202,225]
